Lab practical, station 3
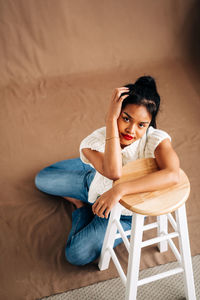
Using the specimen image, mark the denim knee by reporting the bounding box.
[35,170,46,193]
[65,246,80,266]
[65,245,90,266]
[65,239,101,266]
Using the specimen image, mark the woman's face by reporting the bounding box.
[117,104,152,149]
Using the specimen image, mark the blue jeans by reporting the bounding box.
[35,158,132,266]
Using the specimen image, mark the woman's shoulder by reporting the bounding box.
[144,126,172,158]
[146,126,172,146]
[79,126,106,165]
[147,126,171,139]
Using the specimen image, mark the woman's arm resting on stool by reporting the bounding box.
[92,138,180,219]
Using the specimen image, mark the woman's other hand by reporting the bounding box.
[106,87,129,122]
[92,185,122,219]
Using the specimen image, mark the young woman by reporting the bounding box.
[35,76,180,266]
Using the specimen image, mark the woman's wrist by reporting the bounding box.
[113,183,124,198]
[106,117,119,137]
[105,136,119,141]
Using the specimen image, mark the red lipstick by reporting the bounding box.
[121,133,134,141]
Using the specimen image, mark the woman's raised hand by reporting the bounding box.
[106,87,129,122]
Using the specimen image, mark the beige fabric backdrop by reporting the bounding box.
[0,0,198,86]
[0,1,199,300]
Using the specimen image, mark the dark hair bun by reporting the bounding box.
[124,76,157,97]
[135,76,157,92]
[131,76,158,100]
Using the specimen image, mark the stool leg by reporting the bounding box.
[98,203,122,270]
[125,213,145,300]
[175,204,196,300]
[157,215,168,252]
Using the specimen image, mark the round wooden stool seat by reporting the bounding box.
[114,158,190,216]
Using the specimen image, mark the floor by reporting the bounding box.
[41,254,200,300]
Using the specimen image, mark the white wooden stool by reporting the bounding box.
[98,158,196,300]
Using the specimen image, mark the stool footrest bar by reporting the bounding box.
[143,222,158,231]
[137,267,184,286]
[115,222,158,240]
[115,229,131,239]
[115,231,131,240]
[142,232,179,248]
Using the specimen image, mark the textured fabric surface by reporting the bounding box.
[0,1,200,300]
[41,255,200,300]
[0,0,197,87]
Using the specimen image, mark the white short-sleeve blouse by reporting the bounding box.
[79,126,171,215]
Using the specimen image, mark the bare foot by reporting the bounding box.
[63,196,85,209]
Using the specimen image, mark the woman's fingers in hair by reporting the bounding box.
[113,87,129,96]
[118,94,129,102]
[113,87,129,102]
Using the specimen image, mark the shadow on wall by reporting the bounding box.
[181,0,200,75]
